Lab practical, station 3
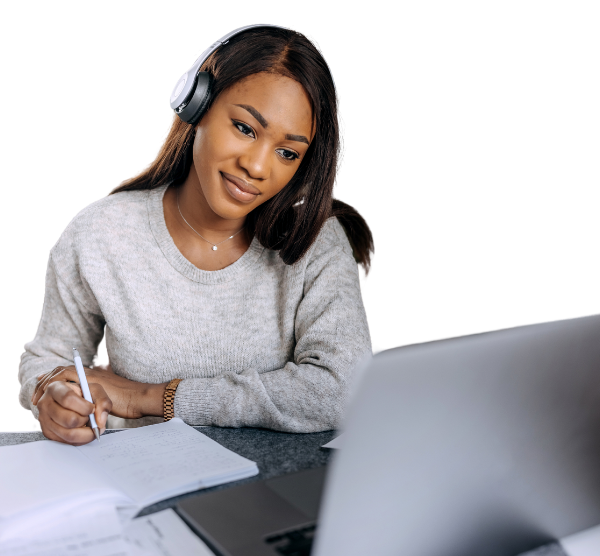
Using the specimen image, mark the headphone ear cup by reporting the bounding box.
[176,72,213,125]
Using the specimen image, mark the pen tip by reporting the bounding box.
[93,428,101,442]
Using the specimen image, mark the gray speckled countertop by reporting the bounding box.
[0,428,568,556]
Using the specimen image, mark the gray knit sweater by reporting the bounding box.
[19,184,371,432]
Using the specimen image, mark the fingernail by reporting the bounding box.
[101,411,109,428]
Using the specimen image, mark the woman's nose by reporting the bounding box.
[238,143,271,181]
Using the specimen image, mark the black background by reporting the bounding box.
[8,20,599,429]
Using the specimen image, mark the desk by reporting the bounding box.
[0,428,566,556]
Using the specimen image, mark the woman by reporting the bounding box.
[19,26,373,445]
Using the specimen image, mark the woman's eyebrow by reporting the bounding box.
[234,104,309,144]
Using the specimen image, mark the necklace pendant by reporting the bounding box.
[212,245,218,251]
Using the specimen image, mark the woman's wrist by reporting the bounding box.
[138,382,169,417]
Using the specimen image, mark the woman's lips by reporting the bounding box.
[221,172,260,203]
[223,172,260,194]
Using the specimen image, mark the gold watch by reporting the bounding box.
[163,378,182,421]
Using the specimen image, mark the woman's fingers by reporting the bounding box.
[36,380,113,445]
[33,367,65,403]
[44,417,96,446]
[32,371,56,403]
[62,382,109,425]
[32,366,79,405]
[37,382,97,445]
[46,381,95,416]
[89,383,113,433]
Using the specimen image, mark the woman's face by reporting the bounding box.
[191,72,314,221]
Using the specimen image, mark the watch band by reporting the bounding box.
[163,378,182,421]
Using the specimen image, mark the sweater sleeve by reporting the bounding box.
[173,221,372,433]
[19,254,106,419]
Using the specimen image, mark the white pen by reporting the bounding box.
[73,348,101,442]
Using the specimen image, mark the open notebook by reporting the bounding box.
[0,418,258,533]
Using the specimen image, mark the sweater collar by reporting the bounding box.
[147,184,265,284]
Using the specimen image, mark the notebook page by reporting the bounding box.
[77,419,258,507]
[0,504,128,556]
[0,440,127,523]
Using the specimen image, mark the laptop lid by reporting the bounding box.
[312,314,600,556]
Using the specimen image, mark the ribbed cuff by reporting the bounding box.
[173,378,217,426]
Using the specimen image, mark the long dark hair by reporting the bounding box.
[112,27,374,272]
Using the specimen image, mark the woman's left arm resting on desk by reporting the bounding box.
[173,222,372,433]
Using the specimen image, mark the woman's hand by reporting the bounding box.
[33,380,112,445]
[31,364,148,445]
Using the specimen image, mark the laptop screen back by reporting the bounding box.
[313,314,600,556]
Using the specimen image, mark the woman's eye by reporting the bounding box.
[232,120,255,138]
[231,120,299,162]
[282,149,298,161]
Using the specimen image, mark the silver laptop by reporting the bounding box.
[179,314,600,556]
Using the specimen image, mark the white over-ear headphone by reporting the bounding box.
[169,24,288,125]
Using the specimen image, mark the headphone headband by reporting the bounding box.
[169,24,289,113]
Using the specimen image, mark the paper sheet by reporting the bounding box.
[77,418,257,506]
[561,523,600,556]
[1,502,216,555]
[2,507,213,556]
[124,509,214,556]
[0,440,125,522]
[322,433,344,449]
[0,505,129,556]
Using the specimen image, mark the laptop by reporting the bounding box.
[178,314,600,556]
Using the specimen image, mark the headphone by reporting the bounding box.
[169,24,288,125]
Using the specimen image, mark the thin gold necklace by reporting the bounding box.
[176,192,244,251]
